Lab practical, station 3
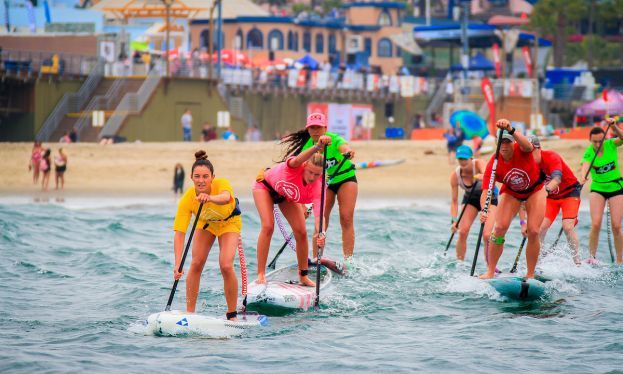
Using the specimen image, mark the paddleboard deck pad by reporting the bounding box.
[485,274,546,301]
[146,310,267,338]
[247,263,332,311]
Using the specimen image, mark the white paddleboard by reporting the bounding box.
[145,310,267,338]
[247,263,332,311]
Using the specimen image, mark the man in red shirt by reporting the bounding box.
[480,119,546,279]
[529,136,581,264]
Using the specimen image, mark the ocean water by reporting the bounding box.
[1,196,622,373]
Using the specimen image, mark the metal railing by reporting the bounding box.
[36,59,105,141]
[426,75,449,126]
[1,49,99,77]
[74,79,127,139]
[217,83,257,129]
[99,71,161,139]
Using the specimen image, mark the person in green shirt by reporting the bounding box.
[579,119,623,264]
[280,112,357,261]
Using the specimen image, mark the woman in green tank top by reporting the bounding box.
[579,120,623,264]
[280,113,357,261]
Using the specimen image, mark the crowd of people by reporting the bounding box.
[448,118,623,282]
[171,112,355,320]
[29,141,68,191]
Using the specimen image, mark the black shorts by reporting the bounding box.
[591,188,623,200]
[328,176,357,194]
[462,189,498,211]
[55,165,66,173]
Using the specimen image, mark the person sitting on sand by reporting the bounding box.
[253,135,330,287]
[172,151,242,320]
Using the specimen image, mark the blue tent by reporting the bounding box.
[450,52,494,71]
[297,54,319,70]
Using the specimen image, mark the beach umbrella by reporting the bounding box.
[449,110,489,139]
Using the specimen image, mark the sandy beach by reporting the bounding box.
[1,139,590,199]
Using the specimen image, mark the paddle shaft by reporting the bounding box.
[607,202,615,263]
[510,236,527,273]
[444,179,479,256]
[470,128,504,277]
[268,152,351,269]
[315,145,328,308]
[165,203,203,311]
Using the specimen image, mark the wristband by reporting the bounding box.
[520,220,526,225]
[313,144,322,151]
[451,217,458,224]
[508,127,516,135]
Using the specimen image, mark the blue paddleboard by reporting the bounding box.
[485,275,546,301]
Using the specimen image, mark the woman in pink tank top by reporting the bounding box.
[253,135,331,287]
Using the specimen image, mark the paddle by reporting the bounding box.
[470,128,504,277]
[549,119,615,253]
[509,236,527,273]
[315,144,328,308]
[606,202,615,263]
[268,206,312,270]
[165,203,203,311]
[444,179,479,256]
[267,151,352,270]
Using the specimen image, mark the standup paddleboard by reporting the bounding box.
[356,159,405,169]
[247,263,332,311]
[145,310,267,338]
[485,274,546,301]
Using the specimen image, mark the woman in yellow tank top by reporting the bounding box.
[172,151,242,320]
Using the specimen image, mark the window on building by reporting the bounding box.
[200,29,210,49]
[200,29,224,50]
[287,30,294,50]
[396,46,402,57]
[294,32,299,51]
[364,37,372,57]
[315,33,324,54]
[378,10,392,26]
[246,28,263,49]
[303,31,311,52]
[377,38,393,57]
[235,29,243,49]
[268,29,284,50]
[328,33,336,53]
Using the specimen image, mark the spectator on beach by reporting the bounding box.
[173,163,185,194]
[444,128,458,165]
[69,128,78,143]
[201,123,217,142]
[222,127,238,141]
[54,148,68,190]
[59,131,71,143]
[181,109,193,141]
[40,149,52,191]
[29,141,43,184]
[245,125,262,142]
[455,126,465,148]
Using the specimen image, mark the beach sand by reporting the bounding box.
[1,139,589,200]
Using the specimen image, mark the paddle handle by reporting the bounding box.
[315,145,328,308]
[165,203,204,311]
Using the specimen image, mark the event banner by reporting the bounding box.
[480,77,496,136]
[307,103,374,140]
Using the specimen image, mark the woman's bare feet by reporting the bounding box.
[479,271,495,279]
[299,275,316,287]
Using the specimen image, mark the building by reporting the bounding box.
[189,2,409,74]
